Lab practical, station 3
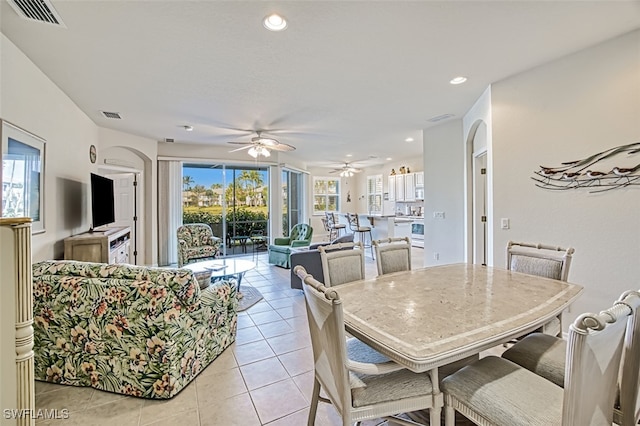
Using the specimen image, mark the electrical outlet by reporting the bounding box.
[433,211,445,219]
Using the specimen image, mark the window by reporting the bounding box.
[367,174,383,214]
[313,177,340,214]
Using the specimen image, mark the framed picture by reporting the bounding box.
[1,120,46,234]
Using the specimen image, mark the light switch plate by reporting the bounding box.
[433,211,445,219]
[501,218,510,229]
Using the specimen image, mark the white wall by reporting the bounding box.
[422,119,466,266]
[490,29,640,320]
[1,35,99,261]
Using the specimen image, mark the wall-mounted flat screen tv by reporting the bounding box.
[90,173,115,230]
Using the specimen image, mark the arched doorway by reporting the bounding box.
[466,120,488,265]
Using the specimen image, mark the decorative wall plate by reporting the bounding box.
[89,144,97,163]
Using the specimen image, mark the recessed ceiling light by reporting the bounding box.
[405,137,414,143]
[386,157,392,161]
[263,14,287,31]
[183,125,193,131]
[450,76,467,85]
[346,154,353,157]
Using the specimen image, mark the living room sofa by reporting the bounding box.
[32,260,237,399]
[289,234,354,289]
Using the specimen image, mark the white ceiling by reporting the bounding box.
[2,1,639,168]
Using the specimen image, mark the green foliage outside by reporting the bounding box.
[183,206,268,237]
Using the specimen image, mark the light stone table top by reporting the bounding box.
[337,263,584,373]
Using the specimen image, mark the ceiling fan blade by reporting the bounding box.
[227,141,253,145]
[270,143,296,152]
[229,145,253,153]
[348,167,363,173]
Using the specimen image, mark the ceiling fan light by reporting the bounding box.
[248,147,259,158]
[261,147,271,157]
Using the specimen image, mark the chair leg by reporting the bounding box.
[308,378,321,426]
[367,231,374,259]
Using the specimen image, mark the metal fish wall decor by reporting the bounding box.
[532,142,640,193]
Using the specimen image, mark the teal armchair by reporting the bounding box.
[268,223,314,268]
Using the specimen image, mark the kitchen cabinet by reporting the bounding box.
[404,173,416,201]
[389,172,423,202]
[395,174,405,201]
[388,175,396,201]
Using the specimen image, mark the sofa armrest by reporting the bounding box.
[290,240,310,248]
[273,237,291,245]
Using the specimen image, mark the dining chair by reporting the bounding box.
[346,213,374,259]
[441,291,637,426]
[372,237,412,276]
[502,289,640,426]
[318,242,364,286]
[293,266,436,426]
[507,241,575,336]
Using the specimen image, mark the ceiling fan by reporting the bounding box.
[330,161,364,177]
[227,131,295,158]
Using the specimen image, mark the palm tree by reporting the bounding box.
[238,170,264,206]
[191,184,206,206]
[183,175,194,191]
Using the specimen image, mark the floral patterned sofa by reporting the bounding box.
[32,260,237,399]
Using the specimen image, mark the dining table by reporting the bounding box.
[334,263,584,425]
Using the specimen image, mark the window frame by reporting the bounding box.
[312,176,340,215]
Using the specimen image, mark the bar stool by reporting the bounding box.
[321,217,337,241]
[346,213,374,258]
[325,212,346,239]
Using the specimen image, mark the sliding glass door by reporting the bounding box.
[281,169,303,237]
[182,163,269,256]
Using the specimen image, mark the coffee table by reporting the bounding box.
[184,258,255,291]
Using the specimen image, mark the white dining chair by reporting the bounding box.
[294,266,436,426]
[373,237,412,276]
[502,289,640,426]
[507,241,575,336]
[441,292,638,426]
[318,241,364,287]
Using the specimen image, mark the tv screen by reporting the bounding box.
[90,173,115,230]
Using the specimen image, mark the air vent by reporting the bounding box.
[164,138,175,143]
[427,113,455,123]
[7,0,66,27]
[101,111,122,119]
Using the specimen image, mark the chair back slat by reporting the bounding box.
[373,237,411,275]
[507,241,574,282]
[318,242,364,286]
[295,267,351,417]
[563,294,638,425]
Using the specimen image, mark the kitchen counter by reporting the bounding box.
[363,215,412,240]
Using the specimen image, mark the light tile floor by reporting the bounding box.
[34,247,491,425]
